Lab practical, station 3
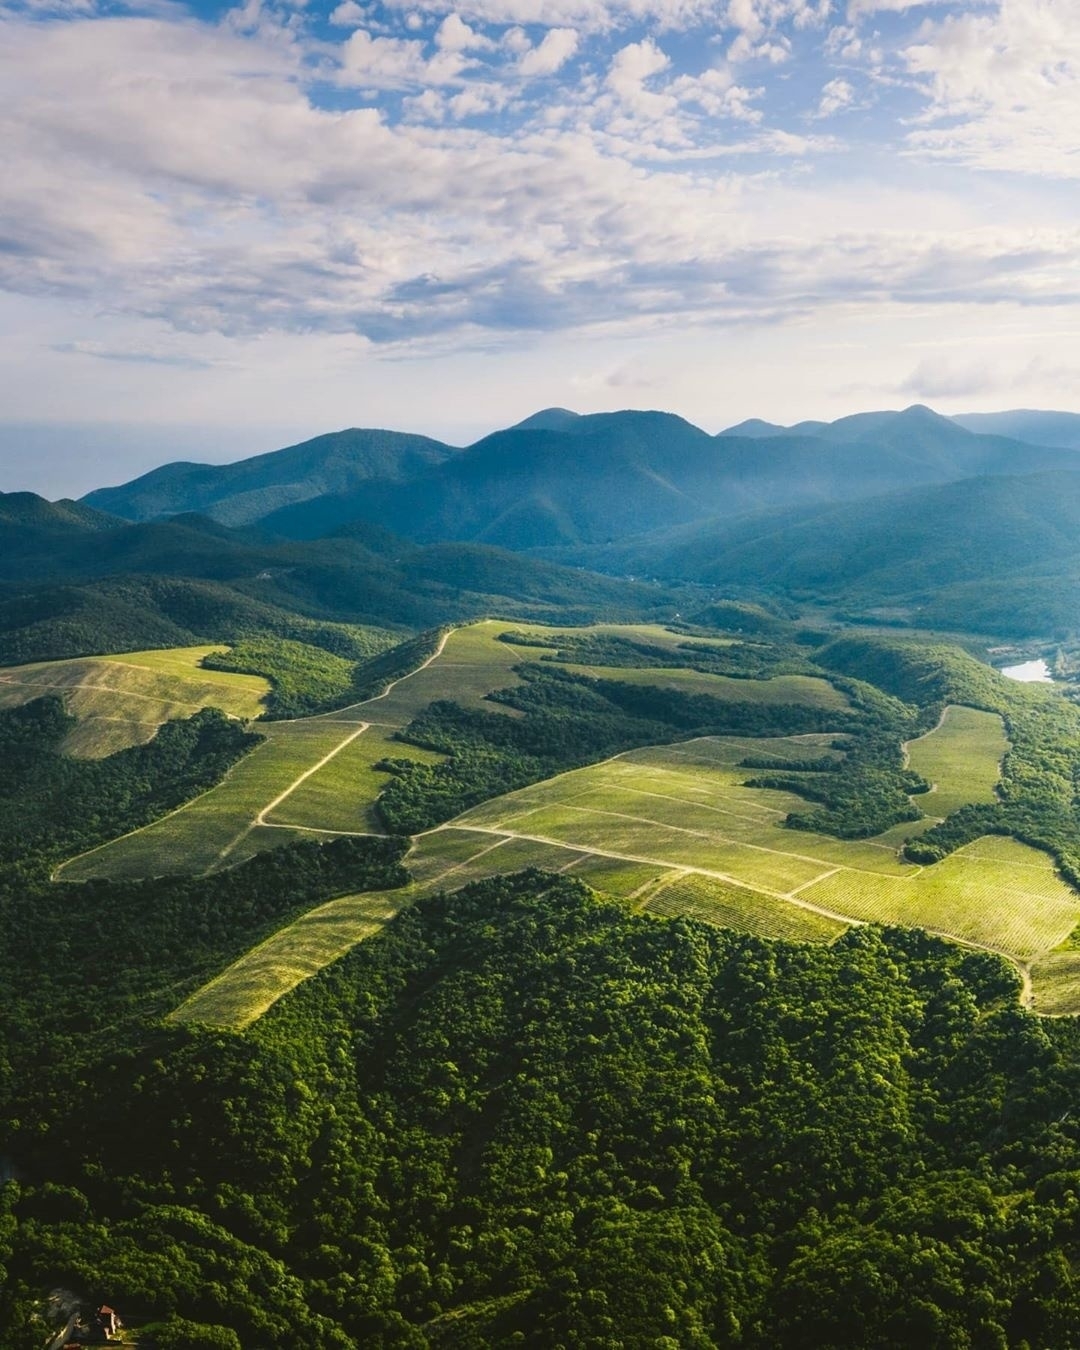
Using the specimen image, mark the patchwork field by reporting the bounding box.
[448,730,1080,1005]
[57,621,851,883]
[559,663,850,709]
[42,622,1080,1025]
[57,623,537,880]
[0,645,269,756]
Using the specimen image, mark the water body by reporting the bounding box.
[1000,659,1052,683]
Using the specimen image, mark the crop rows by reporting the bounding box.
[645,872,846,943]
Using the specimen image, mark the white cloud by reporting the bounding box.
[435,12,489,50]
[847,0,956,17]
[903,0,1080,177]
[1,0,1079,390]
[338,25,470,86]
[815,75,854,115]
[329,1,366,26]
[519,26,579,76]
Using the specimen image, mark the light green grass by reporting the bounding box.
[564,855,677,899]
[645,872,847,943]
[1029,952,1080,1015]
[403,828,511,881]
[559,664,850,709]
[54,622,566,881]
[57,719,355,880]
[171,890,412,1029]
[451,736,1080,973]
[906,705,1006,818]
[330,620,541,726]
[801,838,1078,960]
[265,726,443,833]
[0,646,268,756]
[511,623,740,652]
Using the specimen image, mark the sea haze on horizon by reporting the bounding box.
[0,419,477,500]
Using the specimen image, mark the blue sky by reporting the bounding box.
[2,0,1079,495]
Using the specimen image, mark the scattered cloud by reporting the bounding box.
[814,75,854,115]
[2,0,1080,432]
[519,26,578,76]
[51,340,219,369]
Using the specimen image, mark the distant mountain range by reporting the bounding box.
[81,405,1080,551]
[2,402,1079,654]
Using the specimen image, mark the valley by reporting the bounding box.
[41,619,1080,1028]
[9,405,1080,1347]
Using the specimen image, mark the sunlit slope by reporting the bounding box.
[906,705,1007,818]
[171,694,1080,1030]
[0,646,268,756]
[557,663,848,709]
[451,724,1078,996]
[57,622,546,880]
[57,620,847,881]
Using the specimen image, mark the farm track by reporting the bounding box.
[45,624,1068,1022]
[438,823,861,928]
[439,823,1041,1006]
[213,724,371,867]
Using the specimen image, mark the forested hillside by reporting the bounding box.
[6,870,1080,1348]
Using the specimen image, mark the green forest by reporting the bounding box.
[8,609,1080,1346]
[8,867,1080,1348]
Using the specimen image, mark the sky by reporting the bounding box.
[2,0,1080,496]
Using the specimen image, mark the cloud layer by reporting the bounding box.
[2,0,1079,433]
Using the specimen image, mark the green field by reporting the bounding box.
[644,871,847,943]
[171,890,413,1029]
[906,704,1006,818]
[57,623,557,880]
[44,623,1080,1025]
[58,719,358,880]
[0,645,269,756]
[559,663,849,709]
[58,621,846,883]
[448,733,1080,1000]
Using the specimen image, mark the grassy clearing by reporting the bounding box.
[170,825,594,1030]
[330,620,542,725]
[0,646,268,756]
[57,720,353,880]
[171,890,411,1030]
[1029,952,1080,1015]
[906,705,1007,818]
[450,736,1080,975]
[563,855,677,899]
[265,727,443,833]
[54,623,562,880]
[560,663,850,709]
[645,872,846,943]
[801,838,1078,960]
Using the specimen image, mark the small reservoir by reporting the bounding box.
[1000,659,1052,683]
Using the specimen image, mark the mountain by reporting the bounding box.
[82,427,456,527]
[81,405,1080,552]
[510,407,583,433]
[254,405,1080,549]
[577,469,1080,637]
[0,503,680,663]
[952,409,1080,451]
[717,417,789,438]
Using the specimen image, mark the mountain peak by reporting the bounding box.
[510,408,582,433]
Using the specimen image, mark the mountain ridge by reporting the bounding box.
[77,404,1080,551]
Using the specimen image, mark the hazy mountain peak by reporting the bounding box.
[717,418,788,439]
[510,408,582,433]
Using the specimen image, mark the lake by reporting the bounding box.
[1000,659,1052,683]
